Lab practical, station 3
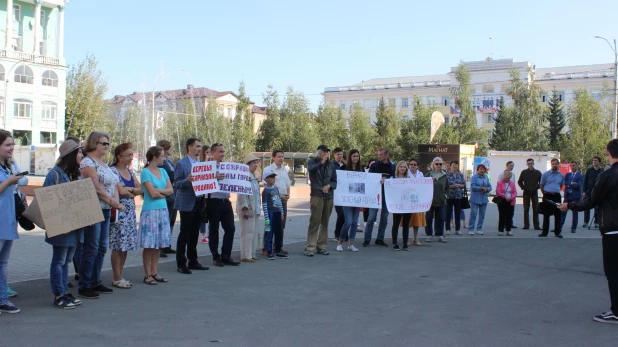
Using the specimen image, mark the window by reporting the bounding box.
[401,98,408,108]
[14,65,34,84]
[485,113,494,123]
[14,100,32,118]
[428,97,436,105]
[557,91,565,102]
[40,10,45,27]
[443,96,449,106]
[0,64,4,81]
[541,94,547,102]
[340,102,346,110]
[12,130,32,146]
[227,108,232,117]
[40,131,57,144]
[388,98,395,107]
[13,4,20,22]
[42,70,58,87]
[11,37,21,51]
[39,42,46,56]
[364,100,371,110]
[41,103,57,120]
[592,91,601,101]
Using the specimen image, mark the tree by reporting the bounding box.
[451,63,489,155]
[65,53,113,139]
[489,97,518,150]
[279,87,318,152]
[562,89,611,170]
[315,103,349,151]
[544,89,567,151]
[348,104,377,161]
[399,96,434,160]
[231,81,256,161]
[256,85,282,151]
[374,97,401,156]
[505,67,546,151]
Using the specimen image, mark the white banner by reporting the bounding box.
[218,162,253,195]
[191,161,218,196]
[334,171,382,208]
[384,178,434,213]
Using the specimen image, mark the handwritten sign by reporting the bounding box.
[192,161,218,196]
[218,162,253,195]
[334,171,382,208]
[384,178,434,213]
[33,178,104,237]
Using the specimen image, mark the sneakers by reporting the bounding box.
[304,251,314,257]
[0,301,20,314]
[446,230,451,235]
[266,253,275,260]
[507,232,513,236]
[348,245,359,252]
[53,296,75,310]
[392,245,400,251]
[201,235,209,243]
[78,288,100,299]
[336,245,343,252]
[593,311,618,324]
[582,223,589,228]
[93,284,113,294]
[439,237,447,243]
[498,232,503,236]
[317,249,330,255]
[333,237,339,242]
[7,287,17,297]
[64,293,82,306]
[556,234,564,239]
[275,253,289,259]
[362,240,370,247]
[425,237,432,242]
[455,230,462,236]
[402,245,409,251]
[476,231,484,235]
[375,240,388,247]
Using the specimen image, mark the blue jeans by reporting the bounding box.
[265,212,283,254]
[79,209,111,289]
[0,240,13,304]
[51,245,76,296]
[341,207,360,241]
[425,205,445,237]
[468,203,488,233]
[364,199,389,242]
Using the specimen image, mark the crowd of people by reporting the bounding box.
[1,129,617,324]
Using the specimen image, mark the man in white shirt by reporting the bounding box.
[263,150,290,255]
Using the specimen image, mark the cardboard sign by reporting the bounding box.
[191,161,218,196]
[334,171,382,208]
[384,178,434,213]
[218,162,253,195]
[33,178,104,237]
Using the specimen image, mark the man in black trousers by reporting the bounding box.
[539,158,564,238]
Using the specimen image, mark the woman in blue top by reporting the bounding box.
[43,140,84,309]
[139,146,174,285]
[0,130,22,314]
[468,164,493,235]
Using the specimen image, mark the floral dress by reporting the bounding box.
[109,166,138,251]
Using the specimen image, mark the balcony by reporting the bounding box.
[0,50,61,66]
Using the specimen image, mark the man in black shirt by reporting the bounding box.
[583,156,603,228]
[517,158,542,230]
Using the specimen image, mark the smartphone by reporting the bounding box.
[381,173,391,178]
[548,201,561,207]
[16,171,29,176]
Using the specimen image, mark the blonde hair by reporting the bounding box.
[396,161,409,178]
[503,170,512,179]
[83,131,110,154]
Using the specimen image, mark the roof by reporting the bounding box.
[251,152,315,159]
[110,86,238,104]
[535,63,614,80]
[252,105,267,114]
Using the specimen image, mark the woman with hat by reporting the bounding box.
[43,139,85,309]
[237,153,262,262]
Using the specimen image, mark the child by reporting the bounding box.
[262,169,288,260]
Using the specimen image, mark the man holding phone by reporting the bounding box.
[263,150,290,255]
[539,158,564,238]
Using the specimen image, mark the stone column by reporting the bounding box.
[57,5,65,60]
[5,0,13,50]
[33,0,42,55]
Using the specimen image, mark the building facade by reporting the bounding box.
[0,0,67,175]
[324,59,614,136]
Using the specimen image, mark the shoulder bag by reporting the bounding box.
[461,186,470,209]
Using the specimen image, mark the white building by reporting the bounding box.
[1,0,67,175]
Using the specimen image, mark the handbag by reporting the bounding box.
[461,186,470,209]
[492,196,504,205]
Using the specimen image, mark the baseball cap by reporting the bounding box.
[317,144,330,152]
[262,168,277,180]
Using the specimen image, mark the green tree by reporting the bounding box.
[563,89,611,169]
[374,97,401,156]
[348,104,377,161]
[279,87,318,152]
[544,89,567,151]
[315,103,349,150]
[489,97,518,150]
[231,81,256,161]
[399,96,435,160]
[65,53,113,139]
[256,85,282,151]
[505,67,546,151]
[451,63,489,155]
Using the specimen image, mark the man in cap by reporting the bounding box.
[304,145,337,256]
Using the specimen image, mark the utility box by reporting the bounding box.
[486,150,561,197]
[418,144,476,183]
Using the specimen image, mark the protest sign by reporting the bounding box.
[192,161,218,196]
[334,171,382,208]
[384,178,434,213]
[218,162,253,195]
[32,178,104,237]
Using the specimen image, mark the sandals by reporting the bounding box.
[151,274,168,283]
[413,239,422,246]
[112,279,132,289]
[143,276,158,285]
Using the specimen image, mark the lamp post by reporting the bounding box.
[595,36,618,139]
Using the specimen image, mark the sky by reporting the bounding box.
[64,0,618,110]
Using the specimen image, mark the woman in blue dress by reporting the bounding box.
[139,146,174,285]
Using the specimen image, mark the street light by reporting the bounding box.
[595,36,618,139]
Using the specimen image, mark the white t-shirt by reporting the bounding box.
[80,156,119,209]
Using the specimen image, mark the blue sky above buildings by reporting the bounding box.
[64,0,617,109]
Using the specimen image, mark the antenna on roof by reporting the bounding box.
[489,36,493,60]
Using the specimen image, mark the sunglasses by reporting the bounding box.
[212,142,223,147]
[97,142,110,147]
[434,163,443,166]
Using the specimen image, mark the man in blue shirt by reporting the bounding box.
[561,161,583,233]
[539,158,565,238]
